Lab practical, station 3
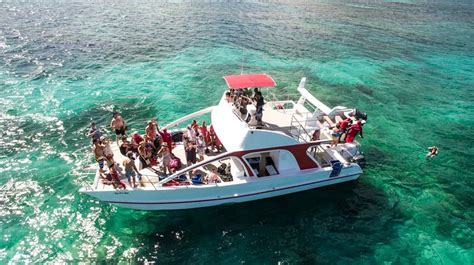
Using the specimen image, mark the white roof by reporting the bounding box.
[211,95,297,151]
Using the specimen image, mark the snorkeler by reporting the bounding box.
[426,146,439,158]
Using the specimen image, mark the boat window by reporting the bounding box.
[163,157,241,187]
[307,145,329,167]
[245,152,280,177]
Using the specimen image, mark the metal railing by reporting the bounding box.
[289,113,320,143]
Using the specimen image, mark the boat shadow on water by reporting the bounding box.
[119,180,408,263]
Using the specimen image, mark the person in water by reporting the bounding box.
[110,112,127,145]
[426,146,439,158]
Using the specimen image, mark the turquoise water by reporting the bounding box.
[1,1,473,263]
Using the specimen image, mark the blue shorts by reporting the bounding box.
[125,171,136,178]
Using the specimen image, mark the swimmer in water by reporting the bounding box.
[426,146,439,158]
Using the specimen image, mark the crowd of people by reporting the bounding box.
[308,113,365,147]
[226,87,265,126]
[328,118,364,147]
[88,112,224,189]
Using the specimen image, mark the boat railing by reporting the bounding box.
[162,106,215,130]
[289,114,319,143]
[74,170,97,191]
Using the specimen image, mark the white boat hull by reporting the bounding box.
[80,167,362,210]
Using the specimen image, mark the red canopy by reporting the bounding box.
[223,74,276,89]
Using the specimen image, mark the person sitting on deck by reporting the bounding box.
[345,120,364,143]
[92,139,106,173]
[123,151,142,188]
[108,165,126,190]
[87,122,102,143]
[110,112,127,145]
[169,153,182,173]
[311,127,321,141]
[206,167,223,184]
[225,91,233,103]
[119,136,132,156]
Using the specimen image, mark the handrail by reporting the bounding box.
[290,115,319,143]
[162,106,215,130]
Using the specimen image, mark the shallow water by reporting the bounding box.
[0,1,473,263]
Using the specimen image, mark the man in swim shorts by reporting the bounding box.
[110,112,126,145]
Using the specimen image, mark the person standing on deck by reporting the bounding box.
[87,122,102,143]
[200,121,210,148]
[92,139,106,173]
[254,91,265,125]
[123,151,142,188]
[110,112,126,145]
[146,119,161,150]
[159,128,172,150]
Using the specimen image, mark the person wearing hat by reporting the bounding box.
[123,151,143,188]
[157,142,172,175]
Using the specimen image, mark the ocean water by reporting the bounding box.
[0,0,473,263]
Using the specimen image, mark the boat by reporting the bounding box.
[79,74,367,210]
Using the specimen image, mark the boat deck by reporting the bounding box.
[92,142,227,191]
[232,100,338,143]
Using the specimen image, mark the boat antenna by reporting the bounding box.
[240,48,245,75]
